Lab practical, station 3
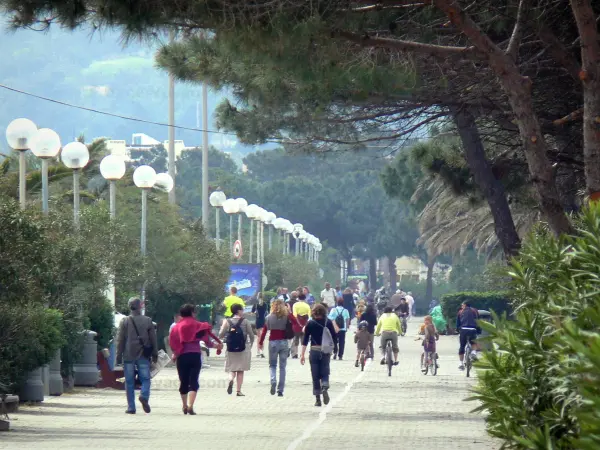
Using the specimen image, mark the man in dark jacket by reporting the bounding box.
[116,297,158,414]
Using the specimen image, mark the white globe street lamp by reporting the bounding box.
[6,118,38,209]
[133,165,157,316]
[100,154,126,219]
[283,220,293,255]
[222,198,240,256]
[264,211,277,251]
[235,198,248,255]
[245,204,259,263]
[155,173,175,194]
[30,128,61,215]
[209,190,227,251]
[292,223,304,257]
[61,141,90,229]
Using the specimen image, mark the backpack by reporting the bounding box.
[315,319,334,354]
[334,307,346,329]
[226,318,246,352]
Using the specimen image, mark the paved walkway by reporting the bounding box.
[2,319,498,449]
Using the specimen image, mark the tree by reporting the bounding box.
[130,144,168,172]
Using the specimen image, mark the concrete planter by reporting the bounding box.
[1,395,19,413]
[0,419,9,432]
[73,331,99,386]
[20,368,44,402]
[49,350,63,396]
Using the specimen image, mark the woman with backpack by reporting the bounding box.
[218,303,254,396]
[257,299,296,396]
[300,303,339,407]
[328,298,350,360]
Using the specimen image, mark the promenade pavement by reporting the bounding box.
[1,318,498,450]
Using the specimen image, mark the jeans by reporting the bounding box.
[334,330,346,358]
[291,332,304,357]
[176,352,202,394]
[309,350,331,395]
[123,358,151,412]
[369,333,375,358]
[269,340,289,393]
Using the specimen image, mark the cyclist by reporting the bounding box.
[394,297,410,333]
[375,306,401,366]
[456,301,480,370]
[353,320,372,367]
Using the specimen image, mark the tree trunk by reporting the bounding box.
[387,256,397,292]
[434,0,574,237]
[570,0,600,199]
[368,256,377,292]
[452,108,521,257]
[425,256,435,303]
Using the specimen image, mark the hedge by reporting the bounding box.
[441,291,512,324]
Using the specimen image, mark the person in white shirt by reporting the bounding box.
[405,292,415,319]
[320,282,337,309]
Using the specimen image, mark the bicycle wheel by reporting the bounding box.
[430,352,437,376]
[465,344,472,378]
[422,353,429,375]
[386,342,393,376]
[360,352,365,371]
[401,319,407,336]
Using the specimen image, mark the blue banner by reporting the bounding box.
[226,264,262,300]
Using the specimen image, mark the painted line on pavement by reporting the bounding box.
[286,358,372,450]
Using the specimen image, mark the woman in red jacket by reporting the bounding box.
[169,304,222,415]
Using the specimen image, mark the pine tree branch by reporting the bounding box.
[505,0,529,62]
[332,30,476,59]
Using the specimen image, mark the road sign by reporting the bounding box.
[233,240,243,259]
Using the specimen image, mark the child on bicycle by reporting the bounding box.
[354,320,372,367]
[420,315,439,371]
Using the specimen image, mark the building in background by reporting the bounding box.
[105,133,197,160]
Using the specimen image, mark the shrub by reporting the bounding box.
[0,304,64,393]
[440,291,511,324]
[469,203,600,448]
[87,296,116,350]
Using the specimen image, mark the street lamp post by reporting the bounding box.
[245,204,259,263]
[209,190,227,250]
[264,212,276,251]
[6,118,38,210]
[236,198,248,255]
[30,128,61,215]
[61,142,90,229]
[292,223,304,257]
[222,199,240,256]
[100,155,126,219]
[134,165,158,315]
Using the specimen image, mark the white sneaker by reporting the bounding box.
[471,351,478,360]
[458,364,465,370]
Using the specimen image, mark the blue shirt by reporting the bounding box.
[328,306,350,331]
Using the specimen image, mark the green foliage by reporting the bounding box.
[0,304,64,393]
[263,250,320,294]
[87,297,116,349]
[469,203,600,448]
[440,291,511,323]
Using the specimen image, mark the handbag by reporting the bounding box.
[285,316,295,339]
[130,317,154,359]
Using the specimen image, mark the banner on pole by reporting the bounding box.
[225,263,262,301]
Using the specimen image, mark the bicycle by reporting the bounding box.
[384,340,394,376]
[358,348,369,372]
[422,350,437,376]
[400,315,408,336]
[464,340,473,378]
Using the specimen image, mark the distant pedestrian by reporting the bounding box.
[320,282,336,310]
[360,304,378,359]
[405,292,415,319]
[329,298,350,360]
[219,303,254,396]
[342,288,356,321]
[290,294,311,358]
[116,297,158,414]
[258,299,295,396]
[223,286,245,318]
[169,304,222,415]
[301,304,339,407]
[252,293,269,358]
[286,290,299,313]
[303,286,316,305]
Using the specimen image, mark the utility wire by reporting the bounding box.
[0,83,277,139]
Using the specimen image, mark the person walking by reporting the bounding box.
[291,294,311,358]
[252,293,269,358]
[219,303,254,396]
[286,290,299,314]
[342,288,356,323]
[360,303,378,359]
[116,297,158,414]
[320,282,336,310]
[169,304,222,415]
[405,291,415,319]
[300,304,339,407]
[303,286,316,305]
[258,299,294,396]
[223,286,245,318]
[329,298,350,360]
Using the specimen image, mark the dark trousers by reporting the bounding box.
[176,352,202,395]
[309,350,331,396]
[334,330,347,358]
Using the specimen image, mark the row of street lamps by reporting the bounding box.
[209,192,322,263]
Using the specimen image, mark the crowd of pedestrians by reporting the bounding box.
[115,281,397,414]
